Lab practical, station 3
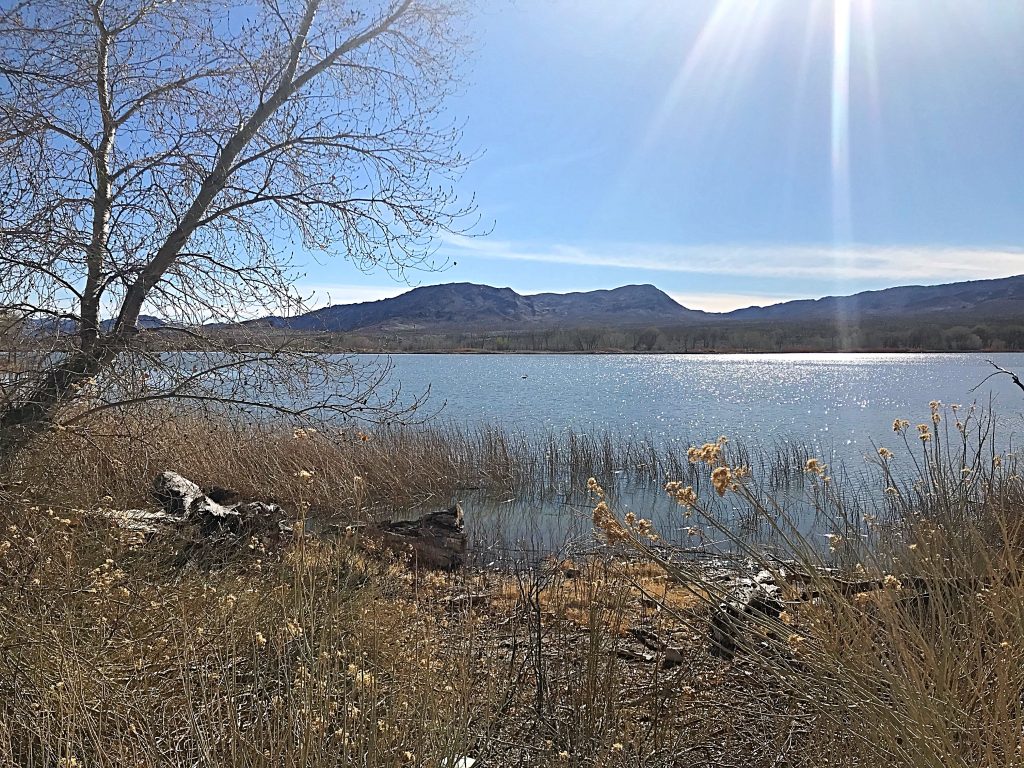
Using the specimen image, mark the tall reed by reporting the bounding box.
[592,402,1024,767]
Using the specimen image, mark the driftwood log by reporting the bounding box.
[152,471,288,537]
[708,561,950,659]
[363,504,467,571]
[104,472,467,571]
[104,471,288,538]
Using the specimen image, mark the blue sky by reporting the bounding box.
[299,0,1024,312]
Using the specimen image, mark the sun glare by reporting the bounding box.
[630,0,886,344]
[641,0,776,152]
[831,0,852,242]
[636,0,879,247]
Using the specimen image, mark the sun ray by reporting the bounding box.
[856,0,882,125]
[783,0,828,215]
[831,0,852,243]
[639,0,779,152]
[830,0,856,349]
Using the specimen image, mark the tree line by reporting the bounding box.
[264,315,1024,354]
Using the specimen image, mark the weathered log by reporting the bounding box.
[773,559,930,597]
[105,472,466,571]
[102,508,178,534]
[103,472,288,539]
[365,504,467,571]
[150,471,287,537]
[628,627,685,667]
[151,471,201,520]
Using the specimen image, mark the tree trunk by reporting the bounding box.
[0,343,115,471]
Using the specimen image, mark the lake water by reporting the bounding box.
[382,352,1024,453]
[364,353,1024,558]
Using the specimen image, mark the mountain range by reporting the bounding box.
[253,274,1024,334]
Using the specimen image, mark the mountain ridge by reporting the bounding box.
[256,282,706,332]
[252,274,1024,333]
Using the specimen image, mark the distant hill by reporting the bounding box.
[728,275,1024,322]
[256,283,706,332]
[25,314,168,335]
[253,275,1024,335]
[25,274,1024,342]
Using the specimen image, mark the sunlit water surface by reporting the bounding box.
[352,353,1024,558]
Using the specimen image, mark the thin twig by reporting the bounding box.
[970,360,1024,395]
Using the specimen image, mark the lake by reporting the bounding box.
[365,353,1024,558]
[382,352,1024,454]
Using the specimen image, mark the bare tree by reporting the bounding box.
[0,0,475,465]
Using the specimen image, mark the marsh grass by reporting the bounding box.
[0,513,491,767]
[0,499,792,768]
[8,405,819,528]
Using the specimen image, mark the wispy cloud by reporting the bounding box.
[438,234,1024,283]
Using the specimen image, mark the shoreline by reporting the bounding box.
[224,346,1024,356]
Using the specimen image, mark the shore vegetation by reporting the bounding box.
[1,403,1022,766]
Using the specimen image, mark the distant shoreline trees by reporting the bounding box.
[260,316,1024,354]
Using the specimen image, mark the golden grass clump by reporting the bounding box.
[0,510,491,767]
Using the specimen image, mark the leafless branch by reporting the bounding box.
[970,360,1024,396]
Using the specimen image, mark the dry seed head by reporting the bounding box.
[711,466,732,496]
[688,441,724,465]
[804,458,826,475]
[665,480,698,511]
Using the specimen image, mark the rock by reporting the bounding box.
[368,504,467,571]
[709,570,784,660]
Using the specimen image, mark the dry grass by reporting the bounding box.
[3,402,1024,766]
[594,402,1024,767]
[6,405,811,520]
[0,501,802,768]
[0,513,489,767]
